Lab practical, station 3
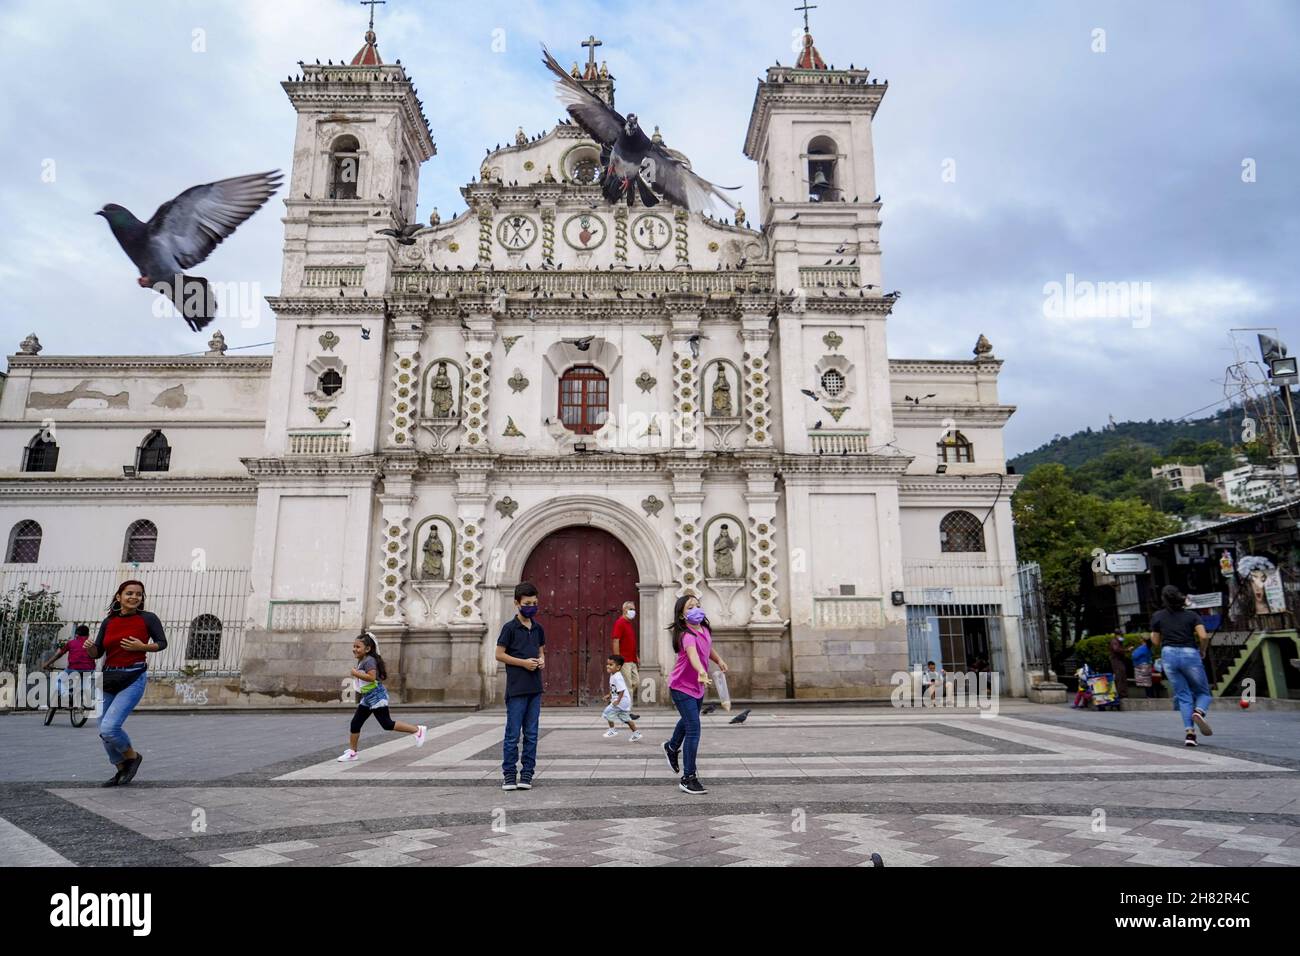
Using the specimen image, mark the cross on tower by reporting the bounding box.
[581,34,602,73]
[360,0,385,31]
[795,1,817,33]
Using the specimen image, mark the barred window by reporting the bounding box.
[186,614,222,660]
[23,433,59,472]
[6,520,42,563]
[123,519,158,563]
[137,431,171,472]
[559,365,609,435]
[938,430,974,463]
[940,510,985,553]
[319,369,344,396]
[820,369,845,398]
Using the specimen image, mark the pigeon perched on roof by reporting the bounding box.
[96,170,281,331]
[540,45,738,213]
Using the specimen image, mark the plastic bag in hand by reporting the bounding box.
[712,669,731,711]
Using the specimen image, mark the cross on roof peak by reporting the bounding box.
[361,0,385,32]
[795,1,817,34]
[581,34,602,70]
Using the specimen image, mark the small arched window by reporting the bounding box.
[938,430,974,463]
[23,432,59,472]
[558,365,609,435]
[6,520,42,563]
[319,369,344,396]
[187,614,222,661]
[123,519,158,563]
[940,510,985,553]
[137,431,171,473]
[329,135,360,199]
[807,135,839,202]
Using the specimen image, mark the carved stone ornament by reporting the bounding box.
[974,333,994,358]
[508,370,529,393]
[19,333,42,355]
[826,406,849,422]
[502,416,524,437]
[822,330,843,351]
[642,495,664,517]
[319,331,340,351]
[503,335,523,354]
[642,333,664,353]
[635,371,657,393]
[496,496,519,519]
[311,407,332,422]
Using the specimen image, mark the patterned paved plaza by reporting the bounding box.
[2,703,1298,867]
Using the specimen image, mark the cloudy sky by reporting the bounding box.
[1,0,1295,455]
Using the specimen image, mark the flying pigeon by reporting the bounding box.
[813,420,823,430]
[361,328,371,340]
[728,709,752,724]
[565,336,595,351]
[541,45,739,213]
[97,170,282,331]
[376,222,424,245]
[800,388,818,399]
[687,333,705,358]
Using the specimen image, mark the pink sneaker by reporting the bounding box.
[414,725,427,747]
[337,749,358,762]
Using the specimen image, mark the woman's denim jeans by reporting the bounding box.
[99,670,147,766]
[668,689,702,777]
[1161,646,1211,730]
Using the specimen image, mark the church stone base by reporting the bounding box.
[239,629,361,703]
[391,628,485,706]
[791,624,908,700]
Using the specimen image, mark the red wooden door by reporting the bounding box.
[520,526,639,706]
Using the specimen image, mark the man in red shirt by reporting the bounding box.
[611,601,639,708]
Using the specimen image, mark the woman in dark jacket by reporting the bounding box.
[82,580,167,786]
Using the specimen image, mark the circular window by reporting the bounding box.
[319,369,343,396]
[820,369,845,398]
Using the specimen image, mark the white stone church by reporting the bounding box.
[0,24,1029,706]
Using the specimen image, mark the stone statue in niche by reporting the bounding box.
[422,525,446,580]
[710,366,732,417]
[430,362,455,417]
[713,523,740,578]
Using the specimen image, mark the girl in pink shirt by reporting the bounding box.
[663,594,727,794]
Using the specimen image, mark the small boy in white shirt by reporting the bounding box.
[921,660,944,706]
[603,655,641,740]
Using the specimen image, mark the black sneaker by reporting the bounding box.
[101,769,124,788]
[663,741,680,774]
[502,778,518,791]
[629,713,641,721]
[517,778,532,790]
[1184,731,1198,748]
[119,754,143,785]
[679,774,708,795]
[1192,709,1213,737]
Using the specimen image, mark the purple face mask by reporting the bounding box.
[684,607,706,625]
[519,604,539,618]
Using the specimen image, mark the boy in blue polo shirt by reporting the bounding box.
[495,581,545,790]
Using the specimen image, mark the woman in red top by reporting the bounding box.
[83,580,168,786]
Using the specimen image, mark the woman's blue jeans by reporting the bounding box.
[668,689,702,777]
[1161,646,1212,730]
[99,670,147,766]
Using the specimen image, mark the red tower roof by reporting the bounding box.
[795,31,827,70]
[351,29,382,66]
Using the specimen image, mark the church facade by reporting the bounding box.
[0,27,1027,706]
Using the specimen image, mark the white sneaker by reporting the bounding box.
[337,749,358,762]
[414,725,427,747]
[629,732,643,742]
[603,729,619,737]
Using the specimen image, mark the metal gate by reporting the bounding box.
[903,559,1023,691]
[1016,561,1051,678]
[0,567,251,680]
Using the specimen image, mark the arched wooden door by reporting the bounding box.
[520,526,639,706]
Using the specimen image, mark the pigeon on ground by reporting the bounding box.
[376,222,424,245]
[728,709,751,724]
[97,170,282,331]
[870,852,883,867]
[541,45,738,213]
[701,703,719,716]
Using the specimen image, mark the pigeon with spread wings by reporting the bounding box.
[540,45,738,214]
[97,170,282,331]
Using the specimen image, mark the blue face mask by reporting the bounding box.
[684,607,706,625]
[519,604,539,618]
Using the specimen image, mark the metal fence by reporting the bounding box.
[902,558,1025,688]
[0,566,252,679]
[1016,562,1051,677]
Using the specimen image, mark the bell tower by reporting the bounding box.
[742,15,887,294]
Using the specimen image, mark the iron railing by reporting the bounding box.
[0,566,251,679]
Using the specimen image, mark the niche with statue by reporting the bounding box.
[410,515,457,621]
[419,359,464,451]
[702,514,748,622]
[700,359,743,449]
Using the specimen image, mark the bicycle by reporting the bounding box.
[42,670,91,728]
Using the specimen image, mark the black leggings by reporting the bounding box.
[350,703,397,734]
